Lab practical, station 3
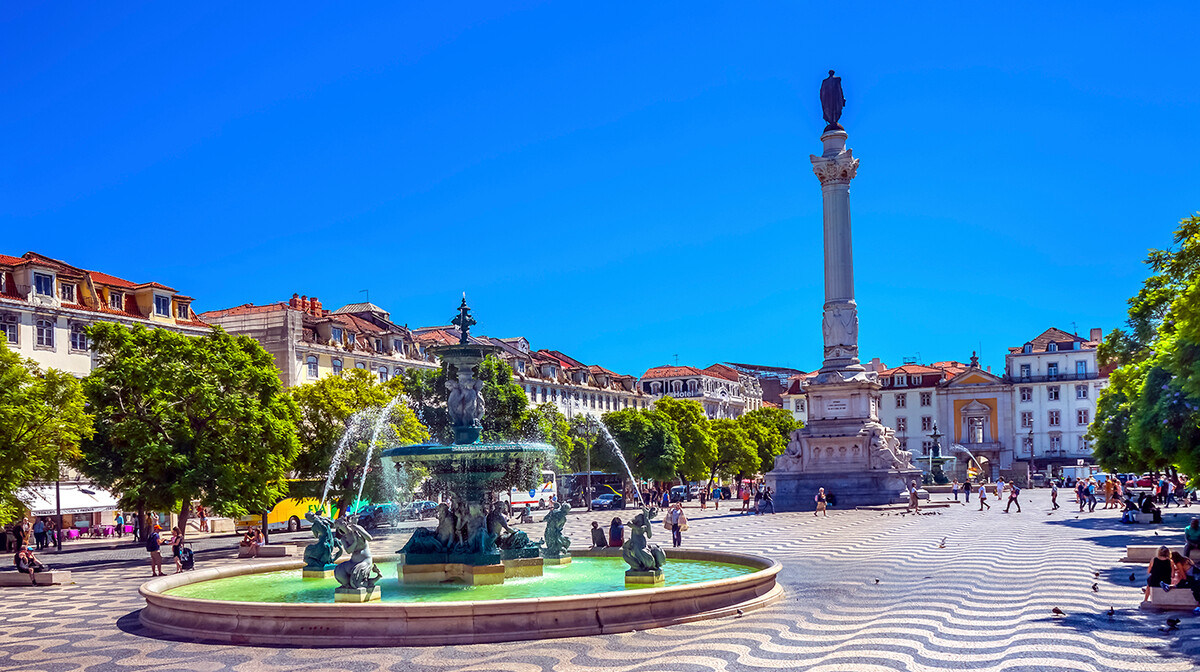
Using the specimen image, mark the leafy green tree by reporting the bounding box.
[738,407,800,470]
[402,355,528,443]
[289,368,429,516]
[0,343,93,521]
[706,419,759,486]
[1092,215,1200,475]
[521,403,578,472]
[654,396,716,483]
[600,408,683,481]
[77,324,301,540]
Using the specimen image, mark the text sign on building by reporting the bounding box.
[826,399,849,415]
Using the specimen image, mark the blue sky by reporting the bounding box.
[3,2,1198,377]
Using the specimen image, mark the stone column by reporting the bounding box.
[811,130,862,373]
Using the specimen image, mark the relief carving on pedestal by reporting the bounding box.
[822,304,859,349]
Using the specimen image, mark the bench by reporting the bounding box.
[0,570,72,586]
[1124,545,1200,563]
[1142,587,1200,611]
[237,545,296,558]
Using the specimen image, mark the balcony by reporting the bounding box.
[1006,372,1101,384]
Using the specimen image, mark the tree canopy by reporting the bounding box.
[707,418,759,484]
[76,324,301,538]
[737,407,800,470]
[653,396,716,482]
[0,343,93,522]
[1091,214,1200,476]
[402,355,528,443]
[600,407,683,481]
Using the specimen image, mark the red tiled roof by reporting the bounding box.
[703,363,741,382]
[199,303,289,319]
[134,281,178,292]
[88,271,139,289]
[880,364,943,376]
[0,254,27,266]
[1008,327,1089,354]
[642,365,705,379]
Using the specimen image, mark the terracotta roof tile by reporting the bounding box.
[1008,327,1090,354]
[642,365,705,379]
[199,303,289,319]
[0,254,27,266]
[703,363,741,382]
[88,271,139,290]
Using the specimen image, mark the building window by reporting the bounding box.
[1048,342,1058,352]
[1047,362,1059,380]
[332,358,343,376]
[176,303,190,319]
[517,361,526,373]
[109,292,123,310]
[378,366,388,382]
[551,388,558,401]
[1019,364,1031,379]
[332,327,343,342]
[1023,436,1034,452]
[1075,384,1088,400]
[1048,410,1061,427]
[356,361,366,369]
[1051,435,1062,451]
[921,440,933,455]
[306,355,319,378]
[1077,409,1089,425]
[34,273,53,296]
[154,295,171,316]
[59,284,75,303]
[0,313,17,344]
[1077,436,1088,452]
[921,416,932,432]
[1023,344,1032,354]
[1076,361,1087,377]
[894,374,907,387]
[1019,387,1031,402]
[392,339,403,354]
[967,417,985,443]
[69,322,87,351]
[920,392,931,407]
[35,318,54,348]
[1047,386,1060,401]
[896,394,907,409]
[896,417,907,432]
[347,333,356,346]
[1021,411,1033,428]
[374,339,383,353]
[394,366,402,379]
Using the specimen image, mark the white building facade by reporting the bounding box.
[640,363,764,419]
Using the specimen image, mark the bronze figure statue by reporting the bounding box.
[820,70,845,131]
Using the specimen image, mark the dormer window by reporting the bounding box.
[346,333,356,346]
[374,338,383,353]
[1023,343,1033,354]
[392,338,403,354]
[59,284,75,303]
[1048,342,1058,352]
[332,327,343,342]
[34,273,53,296]
[109,291,124,310]
[517,361,525,373]
[176,303,190,319]
[894,374,907,387]
[154,295,171,316]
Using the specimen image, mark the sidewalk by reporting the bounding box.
[32,528,242,555]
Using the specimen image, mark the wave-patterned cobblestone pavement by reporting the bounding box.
[3,490,1200,672]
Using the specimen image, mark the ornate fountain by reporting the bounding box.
[384,297,552,584]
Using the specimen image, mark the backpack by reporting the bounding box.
[144,533,157,552]
[1011,485,1021,496]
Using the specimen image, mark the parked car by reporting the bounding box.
[399,500,439,521]
[670,486,688,503]
[591,493,625,510]
[358,503,401,529]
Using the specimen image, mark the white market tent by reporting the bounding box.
[17,484,119,516]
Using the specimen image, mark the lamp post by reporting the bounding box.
[1027,428,1035,486]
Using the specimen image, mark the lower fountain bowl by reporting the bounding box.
[138,549,781,646]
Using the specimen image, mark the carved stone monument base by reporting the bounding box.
[302,564,337,579]
[334,586,381,603]
[625,569,665,585]
[400,562,506,585]
[502,557,545,578]
[768,469,920,511]
[541,554,572,566]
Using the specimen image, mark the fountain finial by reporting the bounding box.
[452,294,476,344]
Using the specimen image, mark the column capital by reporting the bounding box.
[810,149,858,186]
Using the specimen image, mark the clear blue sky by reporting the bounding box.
[3,3,1198,377]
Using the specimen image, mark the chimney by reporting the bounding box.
[1090,327,1103,343]
[289,293,300,308]
[310,297,322,316]
[986,365,991,373]
[300,295,309,312]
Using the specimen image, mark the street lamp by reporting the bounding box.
[1027,428,1035,484]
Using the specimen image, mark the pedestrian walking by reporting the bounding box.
[1050,481,1059,510]
[713,486,720,510]
[168,527,184,574]
[146,524,164,577]
[198,505,209,533]
[814,488,828,517]
[1004,482,1022,513]
[115,512,125,538]
[699,487,707,511]
[907,480,920,512]
[1076,480,1087,513]
[32,518,46,551]
[965,480,971,503]
[951,479,959,502]
[741,487,751,514]
[978,484,990,511]
[1167,480,1181,508]
[666,502,687,547]
[1086,479,1098,512]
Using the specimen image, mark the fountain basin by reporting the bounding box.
[138,549,782,646]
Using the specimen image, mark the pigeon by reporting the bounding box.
[1130,572,1137,582]
[1155,532,1160,536]
[1052,607,1066,616]
[1092,583,1099,593]
[736,609,744,618]
[874,578,880,584]
[1094,572,1100,578]
[1107,607,1115,618]
[1167,617,1181,629]
[939,537,946,549]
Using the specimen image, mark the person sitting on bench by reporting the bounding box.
[14,547,48,585]
[1141,494,1164,524]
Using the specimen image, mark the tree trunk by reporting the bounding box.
[176,500,191,543]
[135,502,145,542]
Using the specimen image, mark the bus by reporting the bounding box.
[500,470,557,510]
[235,497,332,533]
[560,472,625,508]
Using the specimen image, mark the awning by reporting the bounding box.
[17,484,119,516]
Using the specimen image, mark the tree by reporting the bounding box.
[738,407,800,470]
[706,419,759,486]
[289,368,429,516]
[1091,215,1200,475]
[77,324,301,540]
[600,408,683,481]
[654,396,716,483]
[521,403,578,472]
[0,342,93,521]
